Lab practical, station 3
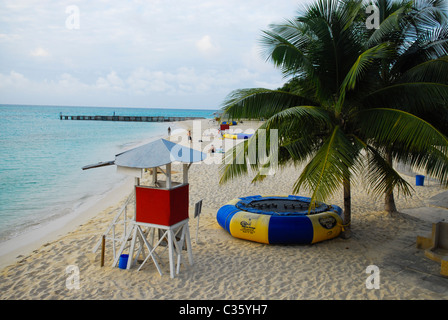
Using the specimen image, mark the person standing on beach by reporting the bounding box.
[168,127,171,137]
[187,130,192,143]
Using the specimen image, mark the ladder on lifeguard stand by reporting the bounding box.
[92,192,135,261]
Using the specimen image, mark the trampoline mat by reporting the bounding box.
[235,196,330,216]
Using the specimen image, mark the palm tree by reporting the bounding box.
[219,0,448,238]
[360,0,448,213]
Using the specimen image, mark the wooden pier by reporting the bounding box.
[60,114,205,122]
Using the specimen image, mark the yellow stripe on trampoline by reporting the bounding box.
[229,211,271,244]
[308,212,343,244]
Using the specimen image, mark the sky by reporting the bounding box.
[0,0,313,109]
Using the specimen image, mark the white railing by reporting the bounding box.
[92,191,136,260]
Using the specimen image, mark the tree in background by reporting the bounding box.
[219,0,448,238]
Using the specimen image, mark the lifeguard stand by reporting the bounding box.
[84,138,206,278]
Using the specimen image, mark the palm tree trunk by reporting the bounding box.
[385,190,397,213]
[384,150,398,214]
[341,178,352,239]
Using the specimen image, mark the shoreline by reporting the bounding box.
[1,118,447,299]
[0,175,135,270]
[0,121,183,270]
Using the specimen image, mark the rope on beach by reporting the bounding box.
[338,222,351,231]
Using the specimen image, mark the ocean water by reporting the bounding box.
[0,104,215,243]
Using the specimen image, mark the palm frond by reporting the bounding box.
[356,108,448,156]
[337,42,392,111]
[263,105,332,129]
[219,122,279,184]
[394,144,448,186]
[293,126,360,209]
[399,56,448,83]
[411,0,448,30]
[260,27,314,78]
[219,105,332,185]
[362,82,448,115]
[366,2,411,46]
[351,135,414,198]
[219,138,252,184]
[342,43,393,91]
[221,88,316,120]
[393,24,448,73]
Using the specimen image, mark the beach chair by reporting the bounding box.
[416,221,448,277]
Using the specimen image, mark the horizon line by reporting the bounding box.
[0,103,219,111]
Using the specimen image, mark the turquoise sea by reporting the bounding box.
[0,104,215,243]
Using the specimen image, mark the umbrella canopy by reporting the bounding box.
[82,138,206,170]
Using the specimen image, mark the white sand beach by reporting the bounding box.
[0,119,447,300]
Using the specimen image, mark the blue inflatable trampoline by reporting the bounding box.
[216,195,344,244]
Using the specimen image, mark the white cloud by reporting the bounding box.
[0,64,277,107]
[196,35,219,56]
[96,71,125,91]
[30,47,50,57]
[0,71,29,86]
[0,0,304,108]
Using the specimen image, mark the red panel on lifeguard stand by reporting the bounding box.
[135,184,189,226]
[220,124,229,131]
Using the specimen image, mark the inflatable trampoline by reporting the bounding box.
[216,195,344,244]
[222,133,253,140]
[221,121,237,125]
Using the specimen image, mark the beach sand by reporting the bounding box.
[1,119,447,300]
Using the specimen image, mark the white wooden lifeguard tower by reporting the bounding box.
[84,138,206,278]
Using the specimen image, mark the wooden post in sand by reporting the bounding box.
[101,235,105,267]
